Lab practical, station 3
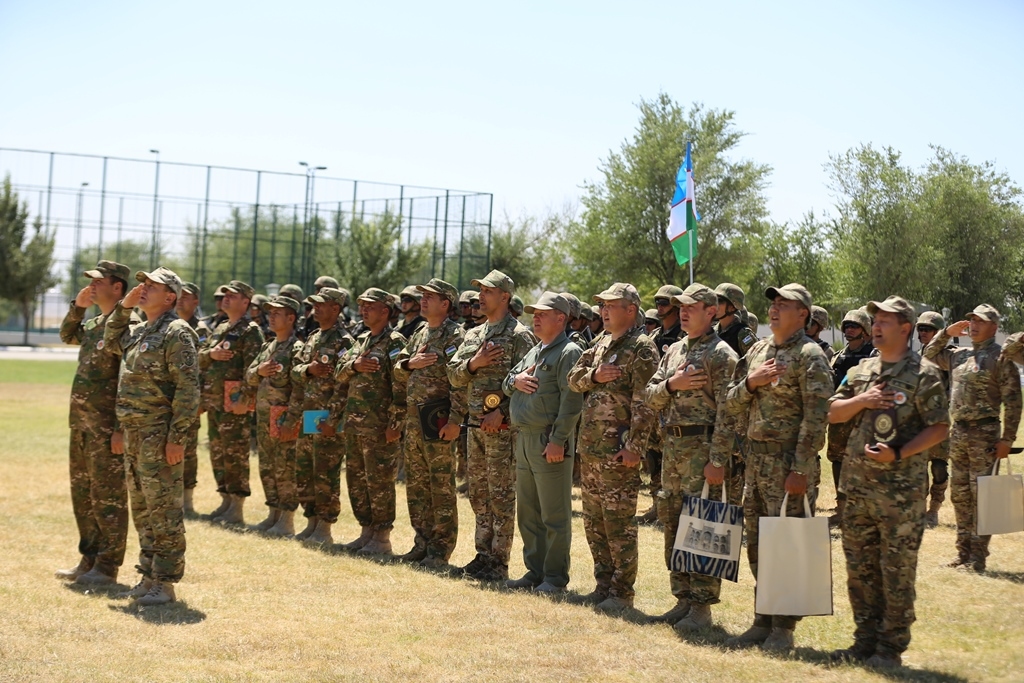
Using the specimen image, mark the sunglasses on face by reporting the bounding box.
[654,298,672,307]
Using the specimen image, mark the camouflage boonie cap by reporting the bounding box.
[594,282,641,308]
[471,269,515,294]
[314,275,339,289]
[83,260,130,282]
[278,283,304,301]
[263,295,301,314]
[524,291,570,316]
[644,308,659,324]
[214,285,229,298]
[135,267,183,296]
[306,287,347,305]
[417,278,460,306]
[654,284,684,302]
[715,283,745,310]
[250,294,269,308]
[459,290,479,305]
[867,296,916,323]
[399,285,421,301]
[357,288,393,306]
[916,311,945,330]
[765,283,812,311]
[967,303,1000,323]
[224,280,255,300]
[559,292,582,319]
[510,295,525,316]
[181,282,201,297]
[842,309,872,332]
[810,305,829,329]
[675,283,718,307]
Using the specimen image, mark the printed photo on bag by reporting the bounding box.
[671,491,744,582]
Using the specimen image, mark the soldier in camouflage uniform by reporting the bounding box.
[244,296,304,536]
[448,270,536,581]
[828,296,950,669]
[299,276,340,340]
[198,280,265,525]
[1003,331,1024,365]
[329,289,408,554]
[924,304,1022,571]
[397,285,427,340]
[175,281,205,516]
[394,279,466,566]
[916,311,952,526]
[105,267,200,605]
[808,306,833,362]
[56,260,132,586]
[290,287,355,544]
[567,282,658,612]
[724,283,832,653]
[645,284,738,630]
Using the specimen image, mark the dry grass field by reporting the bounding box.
[1,358,1023,682]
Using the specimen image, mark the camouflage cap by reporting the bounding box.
[810,305,830,330]
[867,296,916,323]
[314,275,339,289]
[765,283,812,311]
[590,304,601,317]
[842,309,872,331]
[83,260,130,282]
[579,302,595,321]
[916,311,945,330]
[524,291,570,316]
[559,292,582,319]
[399,285,421,301]
[510,295,525,316]
[655,284,684,301]
[224,280,255,300]
[135,267,183,296]
[417,278,460,306]
[214,285,229,298]
[594,282,641,309]
[357,287,393,306]
[745,310,759,330]
[459,290,479,304]
[715,283,745,310]
[675,283,718,307]
[644,308,659,323]
[471,269,515,295]
[278,283,304,301]
[263,295,301,314]
[250,294,269,308]
[181,282,201,297]
[306,287,347,306]
[967,303,1000,323]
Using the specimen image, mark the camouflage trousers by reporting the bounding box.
[580,447,641,600]
[950,421,1000,563]
[345,430,399,531]
[123,422,186,583]
[744,447,817,630]
[207,409,251,496]
[657,434,723,606]
[927,440,950,505]
[404,417,458,561]
[295,432,340,518]
[255,410,298,511]
[182,416,200,490]
[515,428,574,588]
[304,433,345,523]
[645,426,663,497]
[842,487,926,656]
[68,429,128,572]
[467,425,516,565]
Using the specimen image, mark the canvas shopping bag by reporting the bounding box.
[755,493,833,616]
[670,482,744,582]
[977,457,1024,536]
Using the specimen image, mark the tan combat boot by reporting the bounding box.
[266,510,296,537]
[649,597,690,624]
[674,604,712,632]
[358,528,392,555]
[304,519,334,546]
[295,515,319,541]
[183,488,196,516]
[761,627,795,653]
[117,577,153,599]
[55,556,94,581]
[75,564,118,586]
[340,526,372,551]
[725,622,772,649]
[208,493,231,520]
[219,495,246,526]
[136,580,176,606]
[255,507,280,531]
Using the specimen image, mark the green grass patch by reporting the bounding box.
[0,359,76,385]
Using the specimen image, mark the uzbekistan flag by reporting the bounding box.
[667,141,700,266]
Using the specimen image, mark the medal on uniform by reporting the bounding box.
[320,354,330,364]
[894,391,907,405]
[222,341,231,349]
[96,340,104,350]
[662,344,669,353]
[484,392,502,410]
[140,342,148,352]
[608,353,618,364]
[872,407,897,445]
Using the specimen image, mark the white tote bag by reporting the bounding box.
[977,458,1024,536]
[755,493,833,617]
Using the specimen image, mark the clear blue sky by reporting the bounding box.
[2,0,1022,225]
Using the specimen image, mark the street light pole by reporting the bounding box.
[73,182,89,290]
[149,149,160,266]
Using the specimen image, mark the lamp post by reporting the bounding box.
[149,149,160,266]
[73,181,89,289]
[298,161,326,286]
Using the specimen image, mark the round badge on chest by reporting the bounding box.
[222,341,231,350]
[140,342,148,352]
[894,391,907,405]
[874,413,894,434]
[320,354,330,364]
[484,393,502,409]
[96,340,105,350]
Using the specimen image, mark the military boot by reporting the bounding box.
[761,627,795,653]
[304,519,334,546]
[183,488,196,516]
[75,564,118,586]
[255,507,280,531]
[295,515,319,541]
[117,577,152,599]
[399,545,428,563]
[458,553,490,578]
[358,528,392,555]
[925,499,942,528]
[725,622,772,649]
[136,580,176,606]
[266,510,296,537]
[340,526,372,551]
[649,597,690,624]
[674,604,712,632]
[55,556,94,581]
[208,493,231,520]
[595,596,633,614]
[219,495,246,526]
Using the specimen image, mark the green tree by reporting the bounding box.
[444,213,552,293]
[0,176,58,344]
[65,238,161,300]
[747,214,836,320]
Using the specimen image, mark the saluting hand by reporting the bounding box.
[121,284,144,309]
[75,286,93,308]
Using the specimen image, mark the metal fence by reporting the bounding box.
[0,147,493,329]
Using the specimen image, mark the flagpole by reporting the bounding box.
[688,229,694,284]
[686,138,694,285]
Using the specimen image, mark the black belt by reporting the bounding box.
[954,417,999,427]
[666,425,714,438]
[747,439,798,455]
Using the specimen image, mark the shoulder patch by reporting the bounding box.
[445,345,458,357]
[389,347,401,359]
[637,346,655,362]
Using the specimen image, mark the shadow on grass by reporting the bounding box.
[62,581,130,599]
[980,569,1024,584]
[108,600,206,625]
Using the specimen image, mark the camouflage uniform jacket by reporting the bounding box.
[717,317,757,358]
[330,327,408,433]
[447,313,536,421]
[244,332,304,431]
[60,302,141,433]
[198,315,265,411]
[568,327,592,351]
[566,325,659,456]
[290,320,354,411]
[104,303,200,445]
[830,351,949,498]
[397,315,426,340]
[1002,332,1024,365]
[924,330,1022,441]
[652,322,684,358]
[644,329,738,468]
[395,318,467,424]
[815,338,834,363]
[725,328,833,475]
